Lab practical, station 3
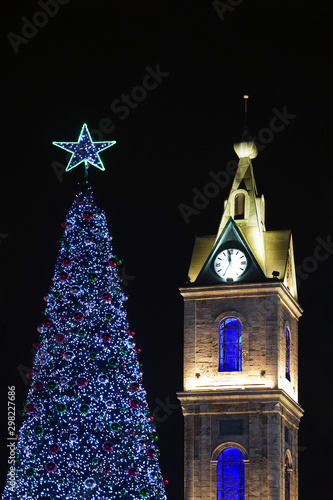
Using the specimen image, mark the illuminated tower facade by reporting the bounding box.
[178,111,303,499]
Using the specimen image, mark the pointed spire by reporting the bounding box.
[233,95,258,159]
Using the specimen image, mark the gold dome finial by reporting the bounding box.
[233,95,258,159]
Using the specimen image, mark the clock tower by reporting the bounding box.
[178,101,303,500]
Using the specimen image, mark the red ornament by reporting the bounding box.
[45,462,57,472]
[43,320,53,328]
[129,382,139,392]
[102,442,113,452]
[55,334,65,343]
[33,341,43,350]
[83,211,93,220]
[76,377,88,387]
[162,476,169,486]
[102,292,112,302]
[25,404,35,414]
[146,448,156,458]
[107,258,117,267]
[127,467,137,477]
[73,312,84,322]
[62,257,72,266]
[49,444,60,453]
[126,328,135,336]
[59,272,69,281]
[135,346,142,354]
[34,381,44,391]
[100,332,111,342]
[129,399,140,409]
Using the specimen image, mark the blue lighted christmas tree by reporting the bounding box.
[2,125,167,500]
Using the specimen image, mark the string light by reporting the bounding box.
[2,182,167,500]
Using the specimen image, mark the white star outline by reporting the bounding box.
[53,123,116,172]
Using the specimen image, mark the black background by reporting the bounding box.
[1,1,333,498]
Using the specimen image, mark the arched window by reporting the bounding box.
[285,452,292,500]
[234,193,245,220]
[285,327,291,381]
[218,448,245,500]
[219,318,242,372]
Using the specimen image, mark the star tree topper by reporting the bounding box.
[53,123,116,172]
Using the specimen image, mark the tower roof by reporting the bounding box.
[187,98,298,299]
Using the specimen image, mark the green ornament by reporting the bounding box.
[88,272,97,282]
[110,422,120,432]
[47,381,58,391]
[34,426,44,436]
[25,468,35,477]
[27,488,33,494]
[89,352,97,360]
[108,357,118,368]
[120,347,127,354]
[78,330,87,338]
[56,403,67,413]
[105,313,113,321]
[139,488,149,498]
[54,292,61,298]
[150,431,158,442]
[92,458,99,464]
[120,489,127,497]
[79,404,90,414]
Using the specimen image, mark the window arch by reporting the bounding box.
[285,327,291,381]
[285,452,292,500]
[217,447,245,500]
[219,317,242,372]
[234,193,245,220]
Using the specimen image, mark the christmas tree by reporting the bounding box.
[2,125,167,500]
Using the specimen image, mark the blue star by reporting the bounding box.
[53,124,116,172]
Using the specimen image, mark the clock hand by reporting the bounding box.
[223,263,231,277]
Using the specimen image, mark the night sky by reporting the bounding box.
[1,1,333,498]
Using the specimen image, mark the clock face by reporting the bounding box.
[214,248,248,281]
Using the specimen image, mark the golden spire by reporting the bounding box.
[233,95,258,159]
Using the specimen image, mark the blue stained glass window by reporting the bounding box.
[285,327,291,381]
[219,318,242,372]
[217,448,245,500]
